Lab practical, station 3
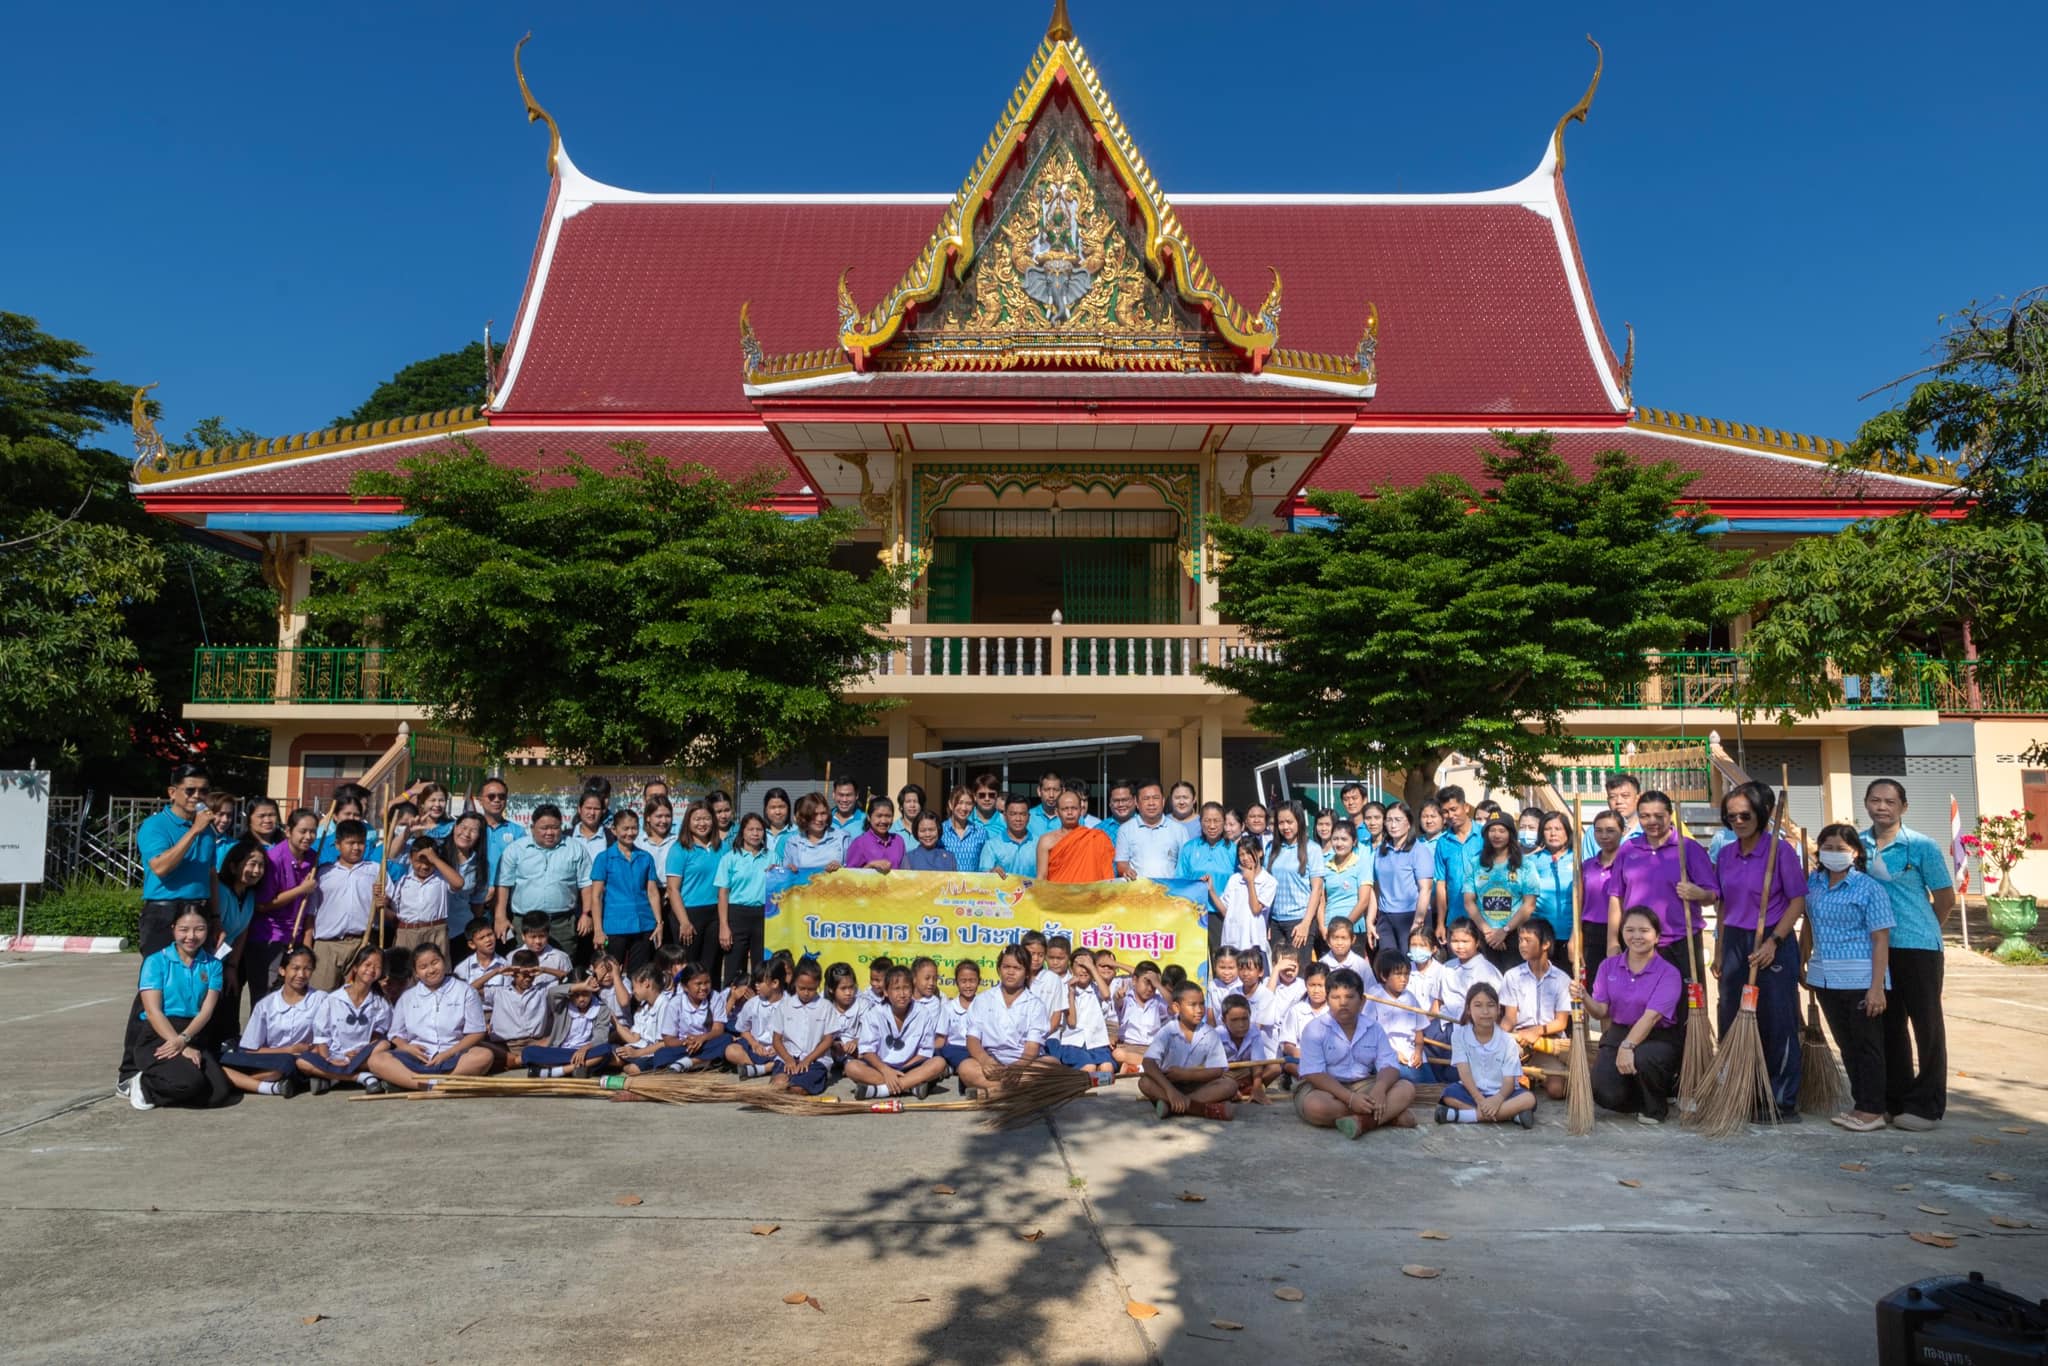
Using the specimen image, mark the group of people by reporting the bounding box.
[117,763,1956,1142]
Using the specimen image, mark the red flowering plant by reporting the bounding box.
[1962,809,2041,889]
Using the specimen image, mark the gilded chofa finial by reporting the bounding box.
[1551,35,1603,172]
[131,383,168,473]
[1047,0,1074,43]
[514,32,563,177]
[1618,321,1636,406]
[739,302,766,380]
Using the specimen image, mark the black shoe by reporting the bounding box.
[308,1077,332,1096]
[1513,1109,1536,1129]
[527,1065,541,1078]
[1775,1107,1802,1126]
[278,1076,306,1099]
[571,1063,591,1079]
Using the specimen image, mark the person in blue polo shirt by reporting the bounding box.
[1431,785,1485,946]
[716,814,776,984]
[117,902,232,1110]
[1861,780,1958,1131]
[585,809,662,972]
[1026,771,1066,840]
[474,777,527,880]
[1099,781,1138,843]
[1177,802,1238,957]
[829,778,867,839]
[980,795,1039,877]
[136,763,219,956]
[1114,783,1187,881]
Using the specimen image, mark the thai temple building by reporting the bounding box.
[129,5,2042,879]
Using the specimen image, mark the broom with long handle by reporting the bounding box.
[287,807,333,947]
[358,788,417,953]
[1566,823,1595,1135]
[1673,806,1717,1125]
[1696,774,1789,1136]
[1795,830,1850,1115]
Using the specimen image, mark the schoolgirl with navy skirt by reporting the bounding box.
[846,964,947,1099]
[301,945,391,1093]
[1047,948,1114,1074]
[721,961,788,1077]
[366,941,493,1091]
[220,943,324,1098]
[770,960,837,1094]
[639,962,725,1072]
[934,960,981,1075]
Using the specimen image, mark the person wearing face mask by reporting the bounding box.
[1805,823,1893,1131]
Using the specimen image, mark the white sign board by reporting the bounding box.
[0,771,51,885]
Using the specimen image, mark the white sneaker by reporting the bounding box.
[126,1076,155,1112]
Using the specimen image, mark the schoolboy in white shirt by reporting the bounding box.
[1138,980,1237,1121]
[1501,919,1574,1100]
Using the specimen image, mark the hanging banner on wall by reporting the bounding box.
[764,868,1211,981]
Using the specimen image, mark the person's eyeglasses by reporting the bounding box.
[1728,811,1756,823]
[180,785,208,796]
[482,792,507,801]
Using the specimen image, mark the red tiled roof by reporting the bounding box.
[497,199,1612,418]
[161,427,797,498]
[754,372,1352,404]
[1305,428,1953,503]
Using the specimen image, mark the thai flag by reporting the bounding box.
[1950,794,1969,895]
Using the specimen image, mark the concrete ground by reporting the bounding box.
[0,950,2042,1366]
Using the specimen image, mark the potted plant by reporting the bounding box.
[1962,809,2041,955]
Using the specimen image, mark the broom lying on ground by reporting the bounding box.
[1673,808,1718,1126]
[1695,773,1791,1138]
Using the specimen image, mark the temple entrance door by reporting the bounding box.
[933,538,1175,624]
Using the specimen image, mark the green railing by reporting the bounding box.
[191,647,411,704]
[1596,651,1935,712]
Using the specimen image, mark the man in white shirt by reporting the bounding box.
[1114,783,1189,881]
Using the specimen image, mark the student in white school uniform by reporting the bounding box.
[219,944,325,1098]
[1216,992,1282,1097]
[1047,948,1114,1076]
[308,820,380,993]
[822,963,864,1068]
[523,978,618,1078]
[301,945,392,1094]
[614,964,673,1072]
[907,956,945,1037]
[1368,950,1436,1084]
[1203,948,1241,1027]
[1317,918,1375,991]
[513,912,576,978]
[1139,980,1238,1121]
[1501,920,1574,1101]
[1268,955,1308,1018]
[1221,947,1278,1046]
[1219,837,1277,954]
[387,834,463,962]
[1437,981,1536,1128]
[1027,934,1071,1034]
[474,948,570,1069]
[1279,963,1332,1081]
[367,941,493,1091]
[722,961,789,1077]
[657,962,727,1072]
[847,965,947,1099]
[771,960,837,1095]
[934,960,981,1077]
[958,944,1055,1096]
[1293,967,1417,1139]
[1110,962,1169,1075]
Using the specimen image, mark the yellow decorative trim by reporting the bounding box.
[514,32,562,178]
[133,407,486,485]
[1551,35,1603,173]
[1629,406,1959,485]
[836,32,1280,368]
[1045,0,1073,43]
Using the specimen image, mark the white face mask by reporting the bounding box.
[1817,849,1856,873]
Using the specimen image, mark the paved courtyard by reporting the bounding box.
[1,948,2043,1365]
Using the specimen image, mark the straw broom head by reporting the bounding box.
[1797,992,1850,1115]
[982,1062,1098,1129]
[1694,778,1790,1138]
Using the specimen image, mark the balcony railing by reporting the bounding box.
[188,642,2048,715]
[191,647,411,705]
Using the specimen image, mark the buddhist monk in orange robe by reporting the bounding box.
[1038,790,1115,883]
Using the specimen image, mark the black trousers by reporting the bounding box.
[604,931,655,975]
[139,899,205,957]
[1883,947,1947,1120]
[1655,931,1707,1028]
[1591,1032,1680,1120]
[1816,986,1888,1116]
[722,904,765,987]
[683,904,721,978]
[1579,925,1612,986]
[120,1010,233,1108]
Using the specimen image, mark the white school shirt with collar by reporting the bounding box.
[488,980,554,1042]
[552,993,605,1051]
[734,994,779,1045]
[1438,954,1504,1022]
[910,991,944,1036]
[665,989,716,1040]
[1219,869,1277,952]
[1144,1022,1227,1073]
[1319,950,1375,991]
[239,987,327,1051]
[1203,975,1241,1025]
[529,946,573,978]
[1116,991,1169,1048]
[1371,987,1426,1060]
[1408,959,1447,1012]
[1500,962,1572,1034]
[1241,982,1282,1044]
[1451,1022,1523,1097]
[1058,983,1111,1049]
[774,994,833,1058]
[857,1003,937,1067]
[1029,967,1066,1023]
[455,953,511,1014]
[826,999,863,1048]
[965,987,1051,1065]
[390,871,451,926]
[936,993,976,1046]
[1269,973,1308,1017]
[311,859,378,939]
[392,978,485,1052]
[1279,998,1326,1049]
[617,999,664,1049]
[1221,1025,1275,1064]
[313,987,390,1057]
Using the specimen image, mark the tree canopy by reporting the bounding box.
[1203,432,1742,803]
[306,442,911,769]
[338,341,501,426]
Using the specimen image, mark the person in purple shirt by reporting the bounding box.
[1575,905,1684,1124]
[245,809,321,1012]
[1577,809,1629,984]
[844,797,908,872]
[1607,789,1718,1025]
[1712,781,1809,1120]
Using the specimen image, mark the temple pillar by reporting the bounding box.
[1199,709,1224,803]
[263,537,311,702]
[1819,736,1854,825]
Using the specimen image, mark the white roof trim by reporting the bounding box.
[490,141,585,412]
[131,426,487,490]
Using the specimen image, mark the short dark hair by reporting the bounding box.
[510,948,539,967]
[519,911,551,933]
[1605,773,1641,794]
[1220,992,1250,1018]
[467,919,497,942]
[1864,779,1908,805]
[1815,823,1869,870]
[1046,935,1071,954]
[1374,949,1409,981]
[1519,918,1556,950]
[1435,785,1466,806]
[333,818,368,843]
[1326,968,1366,996]
[1636,789,1673,813]
[168,762,209,786]
[1004,793,1030,811]
[531,803,563,824]
[1021,930,1046,949]
[1173,980,1205,1003]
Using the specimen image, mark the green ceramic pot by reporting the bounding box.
[1985,894,2040,955]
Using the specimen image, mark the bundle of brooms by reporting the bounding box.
[1694,774,1791,1138]
[1672,809,1718,1126]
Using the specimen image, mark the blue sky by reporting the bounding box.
[9,2,2043,446]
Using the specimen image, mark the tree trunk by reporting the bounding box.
[1400,761,1445,811]
[1962,616,1983,713]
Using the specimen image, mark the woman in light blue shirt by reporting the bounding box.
[1806,822,1893,1131]
[717,814,776,983]
[119,904,232,1110]
[1369,802,1434,958]
[1264,801,1326,970]
[666,802,727,978]
[1321,820,1373,935]
[780,793,849,873]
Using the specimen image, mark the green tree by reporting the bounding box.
[0,313,164,769]
[338,341,501,426]
[306,441,911,769]
[1204,432,1742,804]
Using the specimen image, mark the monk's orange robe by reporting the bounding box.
[1043,825,1115,883]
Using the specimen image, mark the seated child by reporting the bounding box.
[958,944,1053,1096]
[847,965,947,1099]
[1502,919,1573,1101]
[1047,947,1113,1075]
[1228,947,1278,1047]
[1217,992,1281,1097]
[660,963,726,1072]
[1369,949,1436,1083]
[1268,954,1308,1017]
[1138,981,1237,1121]
[770,960,836,1095]
[1110,962,1168,1075]
[453,920,510,1018]
[522,976,617,1077]
[1437,921,1504,1059]
[1279,962,1331,1081]
[515,910,576,977]
[366,941,492,1091]
[934,960,981,1077]
[474,948,570,1069]
[1292,967,1417,1139]
[220,944,323,1098]
[1438,982,1535,1127]
[908,956,944,1035]
[379,945,414,1007]
[722,961,788,1077]
[823,963,864,1070]
[861,957,893,1019]
[614,964,671,1073]
[1032,936,1072,1033]
[1219,837,1275,953]
[302,944,392,1094]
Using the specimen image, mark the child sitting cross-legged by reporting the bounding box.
[473,948,570,1071]
[1217,992,1282,1100]
[1138,980,1238,1121]
[523,976,617,1078]
[1438,981,1536,1128]
[722,960,789,1077]
[846,965,948,1100]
